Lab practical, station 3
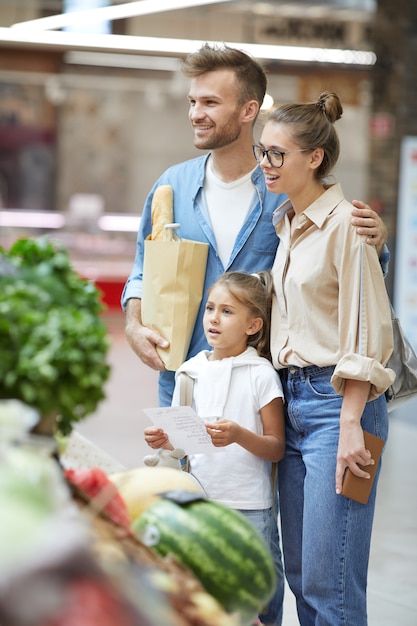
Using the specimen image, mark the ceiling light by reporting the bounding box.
[99,214,141,232]
[0,28,377,66]
[261,93,274,111]
[11,0,236,31]
[65,51,182,71]
[0,210,65,229]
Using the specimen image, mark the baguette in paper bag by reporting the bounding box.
[150,185,174,240]
[142,185,209,371]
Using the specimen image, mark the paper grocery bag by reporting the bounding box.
[142,239,209,371]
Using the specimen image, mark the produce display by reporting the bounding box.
[0,437,68,570]
[132,491,277,625]
[110,465,205,519]
[65,467,131,530]
[1,400,278,625]
[0,237,279,624]
[0,402,253,625]
[70,477,240,626]
[0,237,110,436]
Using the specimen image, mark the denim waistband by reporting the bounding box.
[280,364,335,380]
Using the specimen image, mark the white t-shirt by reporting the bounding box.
[205,158,256,267]
[173,347,284,510]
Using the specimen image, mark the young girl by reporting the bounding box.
[145,270,284,520]
[144,271,285,623]
[253,92,395,626]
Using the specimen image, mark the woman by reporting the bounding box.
[253,92,395,625]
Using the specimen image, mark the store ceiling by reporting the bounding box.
[3,0,376,25]
[0,0,377,68]
[226,0,375,16]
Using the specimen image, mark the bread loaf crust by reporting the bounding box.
[151,185,174,240]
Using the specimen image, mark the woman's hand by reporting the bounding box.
[336,379,373,494]
[335,423,374,495]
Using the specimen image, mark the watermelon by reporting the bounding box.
[131,491,276,624]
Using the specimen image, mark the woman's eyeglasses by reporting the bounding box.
[252,145,310,168]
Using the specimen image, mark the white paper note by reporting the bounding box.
[143,406,219,454]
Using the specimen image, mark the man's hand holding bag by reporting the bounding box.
[141,185,209,372]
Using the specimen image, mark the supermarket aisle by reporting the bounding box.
[77,313,417,626]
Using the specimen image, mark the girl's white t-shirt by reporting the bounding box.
[173,348,284,510]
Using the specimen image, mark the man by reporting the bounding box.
[122,43,388,625]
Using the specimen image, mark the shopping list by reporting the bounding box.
[143,406,219,454]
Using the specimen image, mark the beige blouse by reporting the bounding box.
[270,183,395,401]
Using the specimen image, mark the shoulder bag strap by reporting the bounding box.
[179,372,194,406]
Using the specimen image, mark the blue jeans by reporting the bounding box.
[240,507,284,626]
[279,365,388,626]
[158,369,176,406]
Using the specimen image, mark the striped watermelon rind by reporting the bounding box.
[131,495,276,623]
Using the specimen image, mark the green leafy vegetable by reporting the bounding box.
[0,237,111,435]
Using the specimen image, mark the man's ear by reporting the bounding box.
[246,317,263,336]
[241,100,260,124]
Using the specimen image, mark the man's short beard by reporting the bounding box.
[194,125,241,151]
[193,109,242,151]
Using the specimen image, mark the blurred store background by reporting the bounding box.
[1,3,417,624]
[0,0,416,330]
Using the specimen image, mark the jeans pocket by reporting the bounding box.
[307,373,338,398]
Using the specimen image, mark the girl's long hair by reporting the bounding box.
[209,270,274,361]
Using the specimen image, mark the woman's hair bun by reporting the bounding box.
[316,91,343,123]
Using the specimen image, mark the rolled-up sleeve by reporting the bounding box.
[332,241,395,400]
[332,354,395,400]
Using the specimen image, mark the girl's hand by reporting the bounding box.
[335,423,374,494]
[206,398,285,461]
[144,426,172,450]
[206,419,239,447]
